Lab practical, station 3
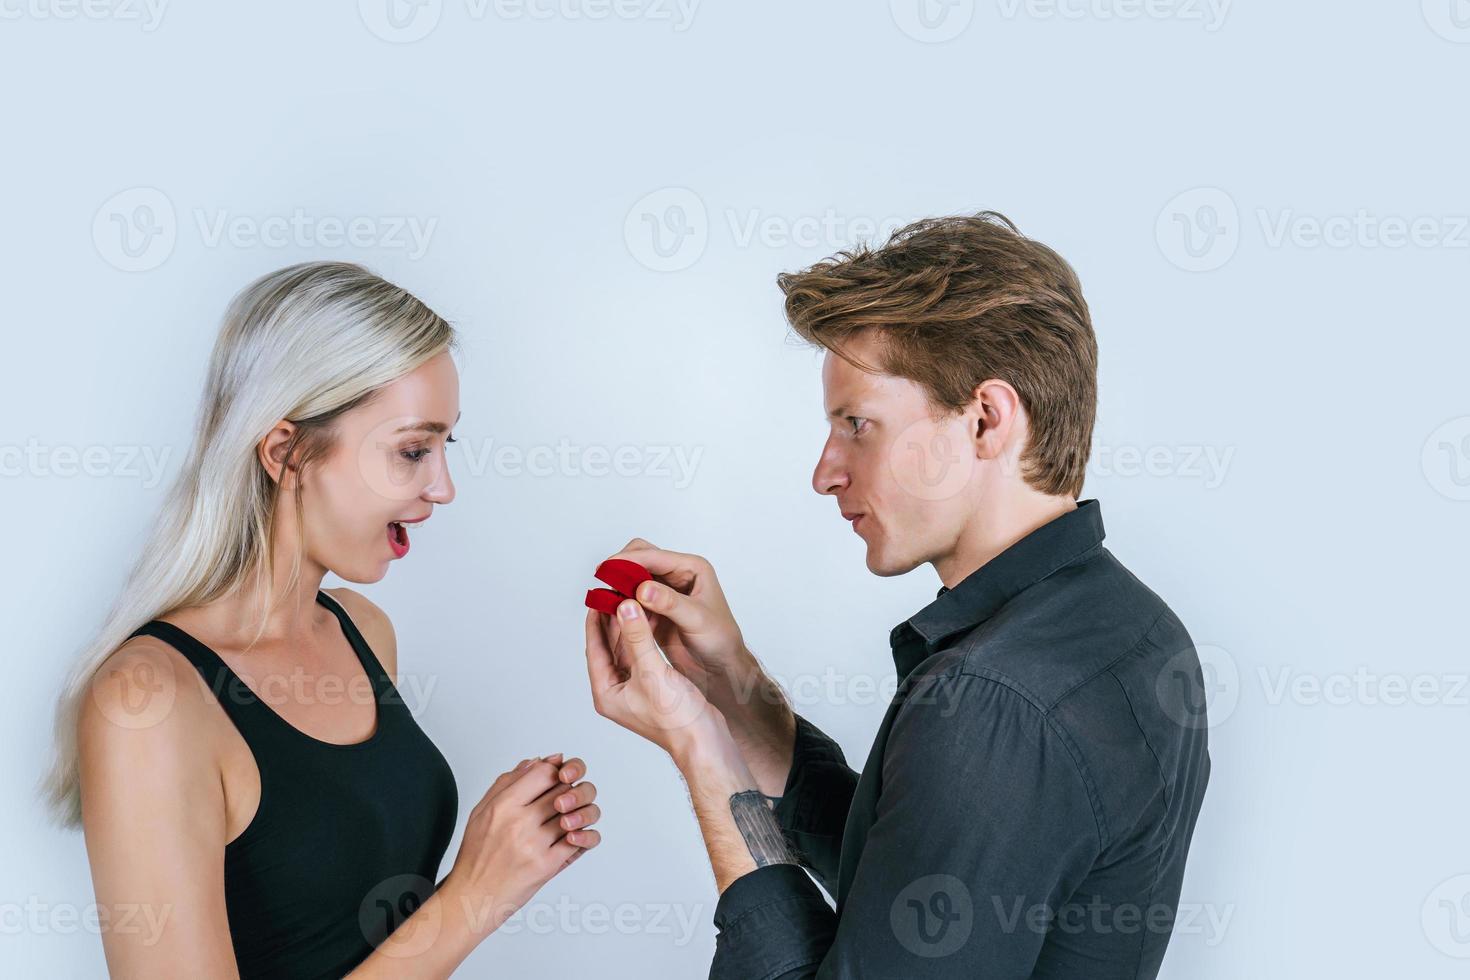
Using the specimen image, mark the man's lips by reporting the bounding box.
[841,510,865,530]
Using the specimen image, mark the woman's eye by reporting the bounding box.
[401,433,455,463]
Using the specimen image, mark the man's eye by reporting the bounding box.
[848,417,868,435]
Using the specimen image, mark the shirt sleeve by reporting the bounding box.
[709,672,1102,980]
[772,712,858,894]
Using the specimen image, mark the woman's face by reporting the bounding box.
[283,351,460,584]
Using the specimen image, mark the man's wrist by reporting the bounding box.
[719,647,788,721]
[670,711,756,795]
[716,653,797,798]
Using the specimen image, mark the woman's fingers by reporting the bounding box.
[501,759,562,804]
[549,830,600,872]
[548,780,597,816]
[561,827,601,849]
[557,757,585,784]
[554,802,600,832]
[476,757,537,808]
[527,778,594,822]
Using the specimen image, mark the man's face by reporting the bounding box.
[812,332,981,577]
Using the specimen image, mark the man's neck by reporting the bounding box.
[934,492,1079,590]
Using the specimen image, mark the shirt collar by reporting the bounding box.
[888,498,1107,680]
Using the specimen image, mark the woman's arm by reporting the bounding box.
[346,759,599,979]
[341,875,487,979]
[78,639,241,979]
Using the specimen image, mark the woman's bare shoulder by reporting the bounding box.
[77,636,225,822]
[323,587,398,677]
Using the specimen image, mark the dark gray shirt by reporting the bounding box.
[710,499,1211,979]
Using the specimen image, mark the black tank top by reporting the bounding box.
[127,590,459,979]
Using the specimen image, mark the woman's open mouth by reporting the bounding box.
[387,521,410,558]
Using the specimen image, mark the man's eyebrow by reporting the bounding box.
[393,410,461,435]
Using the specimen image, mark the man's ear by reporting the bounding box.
[257,420,300,488]
[970,379,1024,462]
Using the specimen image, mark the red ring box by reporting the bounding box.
[584,558,653,615]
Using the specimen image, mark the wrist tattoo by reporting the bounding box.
[729,790,798,869]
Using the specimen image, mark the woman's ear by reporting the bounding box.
[257,420,300,488]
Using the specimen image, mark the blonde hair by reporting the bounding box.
[41,261,459,828]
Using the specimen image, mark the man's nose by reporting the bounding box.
[812,439,849,496]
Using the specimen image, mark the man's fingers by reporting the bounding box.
[610,546,703,592]
[614,599,665,673]
[585,609,621,694]
[631,578,708,633]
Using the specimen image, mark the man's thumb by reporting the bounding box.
[616,598,662,669]
[635,579,700,631]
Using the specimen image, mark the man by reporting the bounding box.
[583,212,1211,978]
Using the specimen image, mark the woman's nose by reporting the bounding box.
[425,458,455,505]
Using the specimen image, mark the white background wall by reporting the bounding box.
[3,2,1467,976]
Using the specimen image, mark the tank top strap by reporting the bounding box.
[125,619,279,735]
[312,590,395,702]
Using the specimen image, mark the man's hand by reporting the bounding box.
[599,539,748,703]
[584,599,718,757]
[585,597,800,894]
[598,540,797,796]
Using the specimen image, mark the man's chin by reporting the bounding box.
[864,546,923,579]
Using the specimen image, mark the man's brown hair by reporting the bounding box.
[778,211,1097,498]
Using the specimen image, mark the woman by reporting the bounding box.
[41,262,602,978]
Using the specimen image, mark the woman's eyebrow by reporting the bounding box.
[393,410,461,435]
